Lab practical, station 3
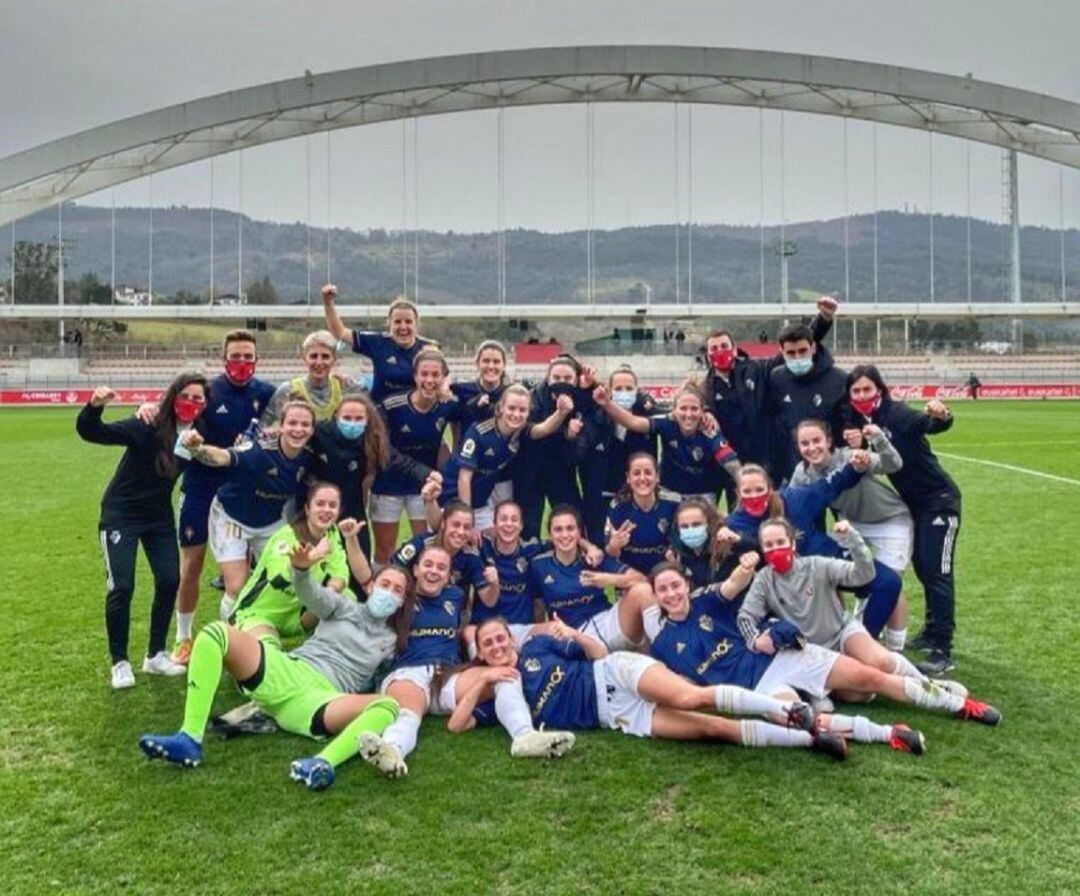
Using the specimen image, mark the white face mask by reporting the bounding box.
[366,587,401,619]
[611,390,636,411]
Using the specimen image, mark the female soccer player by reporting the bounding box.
[357,545,570,777]
[723,461,902,640]
[320,283,435,402]
[788,417,913,650]
[840,365,963,676]
[439,383,573,531]
[737,518,928,681]
[666,498,734,588]
[138,563,409,791]
[370,348,461,563]
[450,339,512,432]
[529,505,647,650]
[78,374,208,688]
[579,365,658,543]
[605,452,680,575]
[180,399,316,621]
[469,617,846,758]
[231,482,371,641]
[593,383,739,501]
[642,563,1000,751]
[262,330,357,424]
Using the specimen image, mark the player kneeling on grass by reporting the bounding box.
[138,560,410,791]
[357,545,575,779]
[469,615,848,760]
[641,562,1000,759]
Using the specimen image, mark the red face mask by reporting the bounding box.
[173,397,204,424]
[850,394,881,418]
[709,347,735,373]
[224,359,256,385]
[741,494,770,517]
[763,546,796,574]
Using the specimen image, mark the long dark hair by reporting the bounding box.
[335,391,391,471]
[845,364,889,397]
[153,372,209,478]
[394,545,451,654]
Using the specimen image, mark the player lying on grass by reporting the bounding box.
[462,617,848,759]
[357,545,575,779]
[636,562,1000,757]
[230,481,372,642]
[138,561,409,791]
[737,518,929,683]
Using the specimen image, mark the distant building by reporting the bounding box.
[210,292,247,306]
[114,285,153,306]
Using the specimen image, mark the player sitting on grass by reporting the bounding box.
[138,561,409,791]
[467,616,847,759]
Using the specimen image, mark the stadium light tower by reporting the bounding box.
[777,239,797,305]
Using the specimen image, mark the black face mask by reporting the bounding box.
[548,381,576,399]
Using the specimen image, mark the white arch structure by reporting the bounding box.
[2,45,1079,319]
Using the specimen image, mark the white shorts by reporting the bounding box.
[379,663,437,711]
[473,480,513,531]
[753,644,841,700]
[370,492,427,524]
[431,672,458,716]
[823,617,870,653]
[854,517,913,572]
[207,497,280,564]
[594,651,659,738]
[578,604,635,652]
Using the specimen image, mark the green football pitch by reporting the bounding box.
[3,402,1078,895]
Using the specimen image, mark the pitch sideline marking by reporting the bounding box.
[937,451,1080,487]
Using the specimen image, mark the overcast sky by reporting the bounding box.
[1,0,1078,233]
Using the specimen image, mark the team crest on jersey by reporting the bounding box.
[296,468,306,481]
[347,460,358,471]
[443,600,455,616]
[691,447,704,462]
[276,541,292,555]
[698,615,714,632]
[109,530,122,545]
[812,394,823,407]
[516,557,528,573]
[658,518,669,534]
[462,438,476,458]
[436,418,446,431]
[543,574,555,585]
[524,658,541,673]
[805,585,814,597]
[745,379,755,391]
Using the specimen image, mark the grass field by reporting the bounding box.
[3,401,1079,895]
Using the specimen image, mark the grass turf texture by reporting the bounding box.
[2,401,1079,895]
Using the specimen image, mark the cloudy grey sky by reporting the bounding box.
[1,0,1078,232]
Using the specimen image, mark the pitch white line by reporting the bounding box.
[937,451,1080,487]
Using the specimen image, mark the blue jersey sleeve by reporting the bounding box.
[351,330,380,358]
[598,554,628,576]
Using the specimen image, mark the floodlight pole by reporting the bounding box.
[1007,149,1022,344]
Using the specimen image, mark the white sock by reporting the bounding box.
[382,707,421,758]
[714,685,788,718]
[891,652,926,680]
[493,679,535,739]
[884,627,907,651]
[827,713,891,743]
[219,594,236,621]
[739,720,812,748]
[176,611,195,641]
[903,677,963,713]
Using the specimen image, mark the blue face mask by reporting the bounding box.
[357,372,375,392]
[611,390,636,411]
[336,419,366,440]
[785,357,813,376]
[367,587,401,619]
[680,524,709,549]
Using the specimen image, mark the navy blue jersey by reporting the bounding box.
[470,697,498,728]
[518,635,600,730]
[528,551,626,628]
[440,419,522,508]
[391,584,465,669]
[648,586,772,689]
[182,374,275,496]
[351,331,435,402]
[648,416,737,496]
[605,495,679,575]
[390,534,487,593]
[216,436,311,528]
[450,381,506,432]
[374,392,461,495]
[475,536,547,624]
[725,462,861,558]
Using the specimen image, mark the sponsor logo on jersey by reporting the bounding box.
[695,637,732,675]
[524,657,542,673]
[698,615,714,632]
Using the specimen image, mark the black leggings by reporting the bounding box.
[99,521,180,662]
